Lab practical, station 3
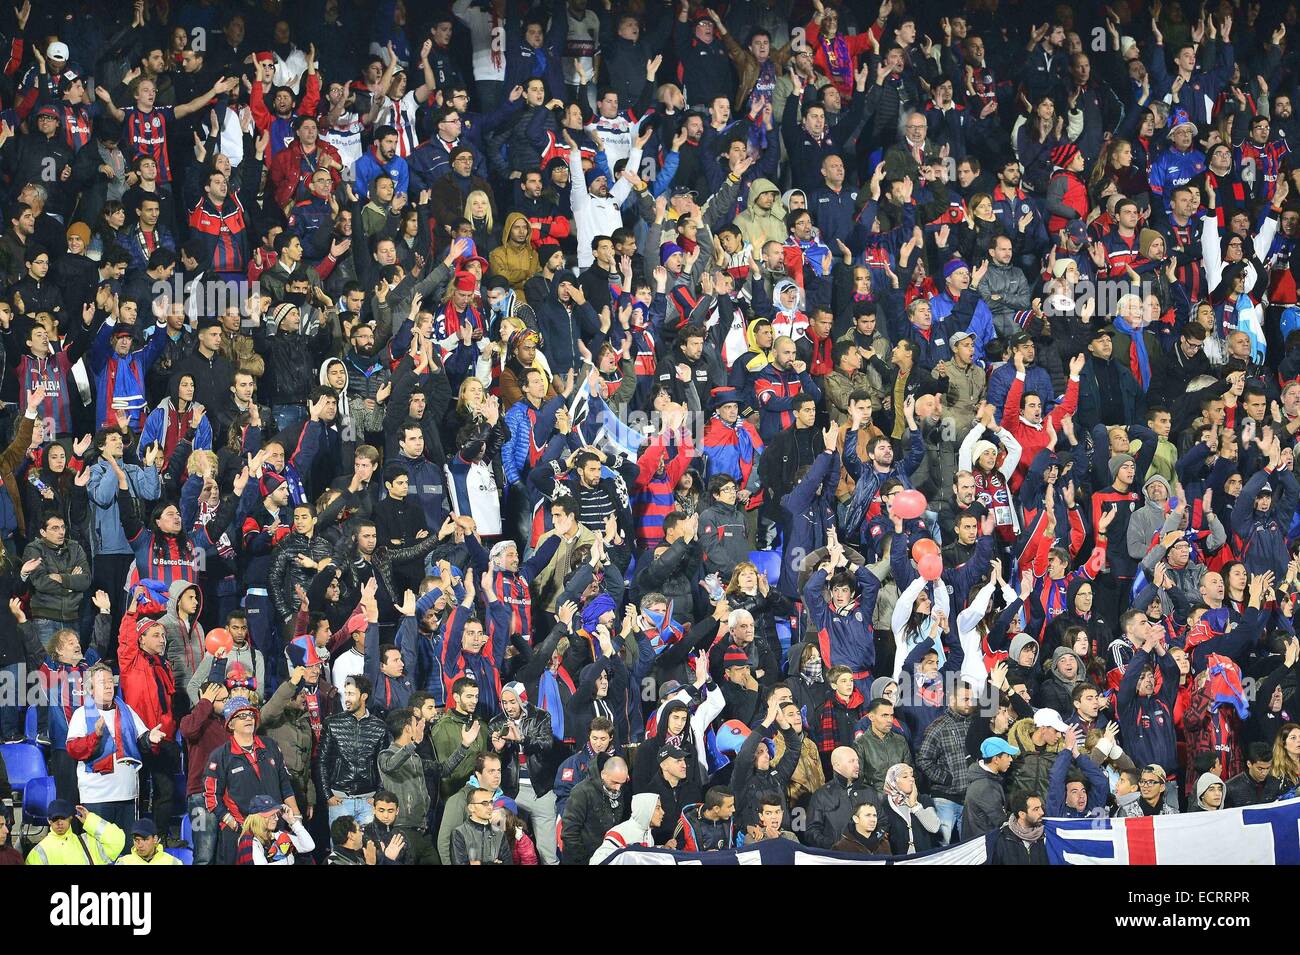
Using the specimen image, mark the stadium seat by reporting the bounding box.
[180,813,192,844]
[21,775,55,825]
[166,847,193,865]
[0,743,47,798]
[173,773,188,817]
[775,619,793,669]
[748,550,781,584]
[23,706,37,744]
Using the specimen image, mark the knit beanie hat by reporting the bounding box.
[1138,228,1163,260]
[1051,257,1076,280]
[1109,453,1136,480]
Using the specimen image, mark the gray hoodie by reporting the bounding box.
[589,792,660,864]
[161,579,205,696]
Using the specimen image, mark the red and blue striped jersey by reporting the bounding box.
[122,105,178,182]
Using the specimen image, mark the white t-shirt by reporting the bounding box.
[331,647,365,695]
[67,703,145,804]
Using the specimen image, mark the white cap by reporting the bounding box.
[1033,707,1070,734]
[46,42,69,61]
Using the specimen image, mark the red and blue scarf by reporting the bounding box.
[80,694,144,774]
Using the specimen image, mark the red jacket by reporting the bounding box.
[1000,372,1079,490]
[1046,170,1088,233]
[117,608,177,740]
[268,139,343,209]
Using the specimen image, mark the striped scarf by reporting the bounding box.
[642,603,684,656]
[80,694,144,773]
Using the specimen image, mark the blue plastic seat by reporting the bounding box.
[748,550,782,585]
[775,619,793,670]
[21,775,56,824]
[0,743,47,798]
[166,847,194,865]
[180,813,192,844]
[23,706,37,743]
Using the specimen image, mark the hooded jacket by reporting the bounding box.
[1035,647,1085,715]
[734,178,788,251]
[490,212,542,297]
[139,378,214,470]
[588,791,660,864]
[161,579,206,698]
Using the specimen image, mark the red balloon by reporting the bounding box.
[205,628,234,656]
[892,489,928,520]
[911,538,940,561]
[918,554,944,582]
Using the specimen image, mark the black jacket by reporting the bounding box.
[644,770,704,846]
[318,710,389,797]
[805,773,880,850]
[989,825,1049,864]
[632,537,702,623]
[488,705,559,798]
[561,769,629,865]
[269,532,337,623]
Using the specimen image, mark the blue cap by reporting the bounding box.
[249,795,280,814]
[980,737,1020,759]
[47,799,75,820]
[131,818,157,837]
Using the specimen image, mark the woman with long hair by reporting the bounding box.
[1013,96,1064,193]
[464,189,498,255]
[955,193,1006,266]
[236,800,315,865]
[1271,722,1300,796]
[725,560,795,667]
[491,796,539,865]
[1088,138,1149,206]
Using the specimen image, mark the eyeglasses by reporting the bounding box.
[1138,778,1162,786]
[469,799,493,807]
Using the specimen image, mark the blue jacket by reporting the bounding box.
[987,361,1056,414]
[1147,146,1207,210]
[1046,749,1110,817]
[841,428,925,547]
[778,449,839,599]
[803,566,882,693]
[1231,466,1300,578]
[1116,647,1180,776]
[535,296,600,378]
[139,403,213,459]
[502,395,564,487]
[88,460,161,556]
[353,148,410,199]
[503,0,567,99]
[808,184,861,250]
[397,451,448,532]
[367,620,418,715]
[927,288,995,363]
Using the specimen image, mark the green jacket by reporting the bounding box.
[852,728,913,791]
[429,709,486,798]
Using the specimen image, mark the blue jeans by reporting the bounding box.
[327,795,374,843]
[188,793,217,866]
[932,797,962,846]
[272,404,308,432]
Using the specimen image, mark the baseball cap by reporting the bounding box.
[657,744,689,762]
[46,42,69,61]
[980,737,1020,759]
[949,330,973,347]
[131,818,158,837]
[1033,707,1070,733]
[47,799,75,820]
[34,105,60,121]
